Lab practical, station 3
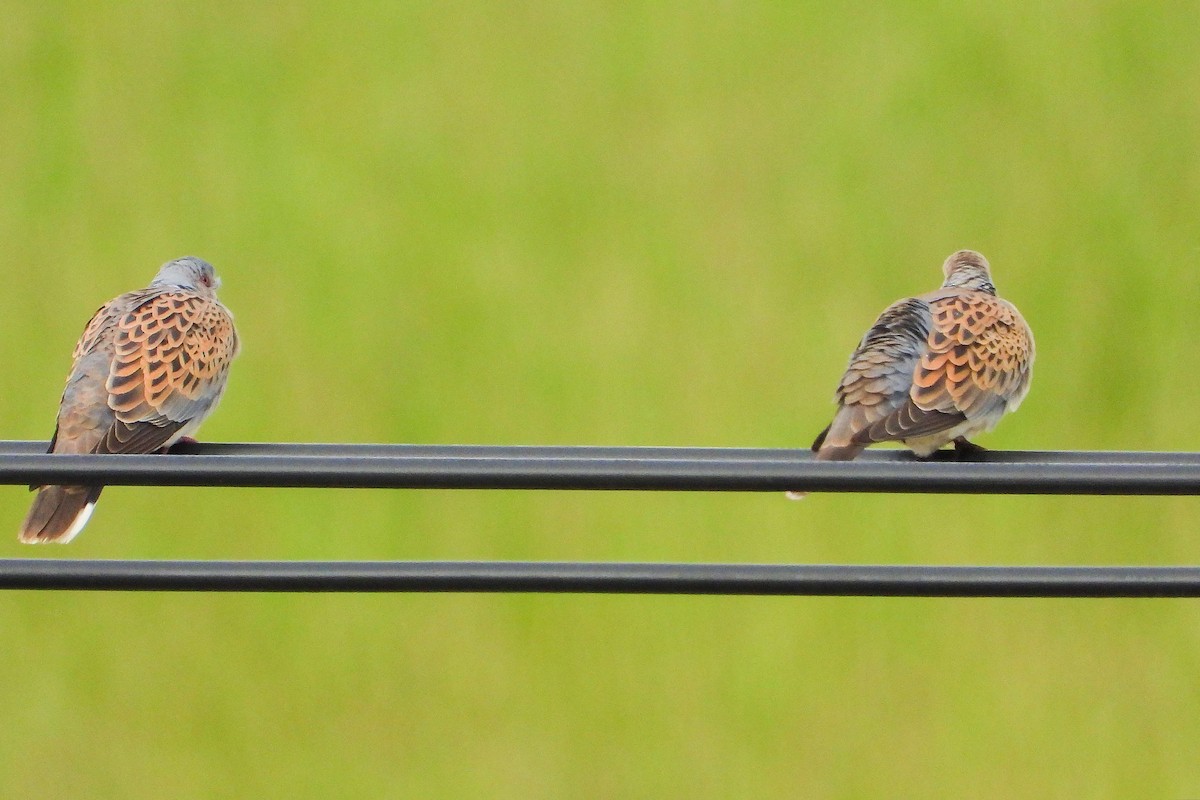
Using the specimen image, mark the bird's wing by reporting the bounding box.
[47,294,141,457]
[98,290,239,454]
[817,297,968,453]
[72,297,125,362]
[908,291,1035,420]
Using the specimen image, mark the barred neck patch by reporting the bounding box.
[943,266,996,295]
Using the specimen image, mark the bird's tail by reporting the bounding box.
[19,485,102,544]
[786,422,864,500]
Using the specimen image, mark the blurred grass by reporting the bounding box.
[1,0,1200,795]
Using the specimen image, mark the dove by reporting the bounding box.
[19,257,239,543]
[790,250,1033,498]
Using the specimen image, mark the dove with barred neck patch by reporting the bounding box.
[789,250,1033,498]
[19,257,239,542]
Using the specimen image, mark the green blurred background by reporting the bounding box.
[1,1,1199,795]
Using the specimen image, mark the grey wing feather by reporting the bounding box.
[816,297,972,454]
[835,298,931,408]
[94,419,189,454]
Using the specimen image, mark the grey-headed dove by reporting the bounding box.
[19,257,239,542]
[791,250,1033,497]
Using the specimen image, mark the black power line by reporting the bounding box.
[5,441,1198,597]
[1,440,1200,494]
[1,560,1198,597]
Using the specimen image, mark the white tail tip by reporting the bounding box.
[57,502,95,544]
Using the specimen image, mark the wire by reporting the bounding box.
[1,440,1199,494]
[1,560,1197,596]
[5,442,1197,596]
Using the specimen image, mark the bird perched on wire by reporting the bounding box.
[790,249,1033,498]
[19,257,239,543]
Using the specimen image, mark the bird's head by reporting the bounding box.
[151,256,222,296]
[941,250,995,294]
